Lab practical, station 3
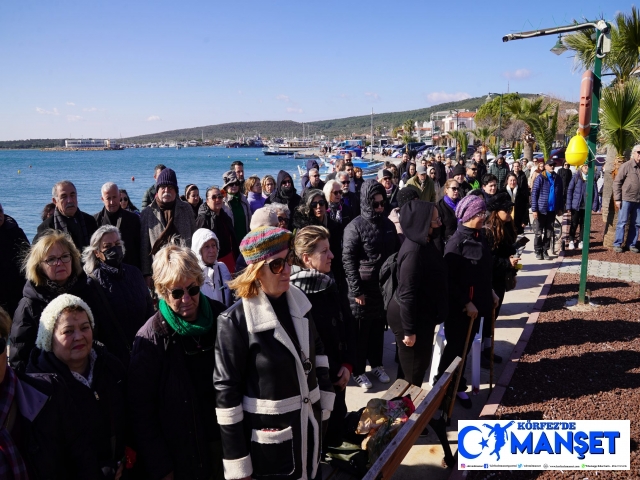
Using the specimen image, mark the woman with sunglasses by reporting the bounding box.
[197,185,239,274]
[10,231,102,374]
[434,179,461,254]
[119,189,140,215]
[434,195,499,409]
[128,245,227,480]
[214,226,334,480]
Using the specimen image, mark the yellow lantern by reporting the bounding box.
[565,134,589,166]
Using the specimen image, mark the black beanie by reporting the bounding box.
[452,165,466,177]
[397,187,419,208]
[156,168,178,190]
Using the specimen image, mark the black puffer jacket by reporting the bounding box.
[0,215,29,316]
[484,224,517,293]
[27,343,127,479]
[14,371,100,479]
[128,296,226,480]
[434,197,458,254]
[265,170,302,228]
[390,201,448,335]
[87,263,155,366]
[342,180,400,312]
[10,273,103,374]
[196,204,239,260]
[94,207,142,270]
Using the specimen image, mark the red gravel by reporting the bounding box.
[564,212,640,265]
[466,272,640,479]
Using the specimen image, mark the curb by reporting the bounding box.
[447,251,565,480]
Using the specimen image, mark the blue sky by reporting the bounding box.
[0,0,623,140]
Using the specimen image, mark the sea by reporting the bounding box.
[0,147,309,241]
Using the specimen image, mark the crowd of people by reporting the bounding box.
[0,146,630,480]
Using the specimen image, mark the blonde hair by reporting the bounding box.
[244,175,261,195]
[261,175,275,192]
[0,306,11,338]
[293,226,330,267]
[24,230,82,286]
[152,245,204,300]
[227,261,266,298]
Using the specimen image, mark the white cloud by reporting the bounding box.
[83,107,97,112]
[364,92,380,101]
[276,94,290,102]
[66,115,83,122]
[286,107,303,114]
[426,91,472,104]
[35,107,60,115]
[66,102,75,106]
[146,115,162,121]
[503,69,532,80]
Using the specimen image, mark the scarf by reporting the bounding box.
[0,367,29,480]
[547,174,556,212]
[150,198,178,256]
[70,348,97,389]
[289,265,334,294]
[95,261,122,293]
[328,202,342,224]
[158,292,214,336]
[506,186,517,203]
[45,274,78,296]
[53,208,90,249]
[443,195,458,211]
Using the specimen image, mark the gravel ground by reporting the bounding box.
[563,213,640,265]
[466,272,640,479]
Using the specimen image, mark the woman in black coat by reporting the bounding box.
[387,201,448,387]
[291,225,356,447]
[84,225,155,367]
[435,178,462,254]
[503,172,529,234]
[26,294,126,479]
[435,195,499,409]
[128,246,227,480]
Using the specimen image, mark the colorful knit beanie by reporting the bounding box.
[455,194,486,223]
[240,226,292,264]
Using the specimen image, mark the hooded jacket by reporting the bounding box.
[342,180,400,307]
[404,174,436,202]
[196,202,239,261]
[0,214,29,316]
[26,342,127,477]
[391,201,448,335]
[266,170,302,228]
[566,172,600,212]
[94,207,142,270]
[191,228,233,306]
[434,197,459,254]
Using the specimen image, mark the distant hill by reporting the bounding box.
[0,95,533,148]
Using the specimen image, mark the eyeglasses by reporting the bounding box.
[310,200,327,209]
[43,253,72,266]
[266,250,295,274]
[472,211,487,219]
[210,194,224,200]
[470,168,477,172]
[120,197,129,202]
[449,187,459,191]
[170,285,200,300]
[372,200,386,209]
[282,180,292,186]
[277,216,288,224]
[332,190,342,196]
[226,182,239,188]
[341,181,350,186]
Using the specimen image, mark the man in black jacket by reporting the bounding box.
[141,164,166,209]
[94,182,142,270]
[557,161,573,205]
[34,181,98,251]
[0,204,29,316]
[397,152,410,179]
[336,171,360,220]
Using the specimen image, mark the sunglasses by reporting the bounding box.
[341,181,350,186]
[310,200,327,209]
[470,168,477,171]
[282,180,292,185]
[210,194,224,200]
[170,285,200,300]
[120,197,129,202]
[277,216,288,224]
[266,250,295,274]
[332,190,342,196]
[449,187,459,191]
[372,200,386,209]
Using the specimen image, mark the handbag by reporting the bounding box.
[505,268,517,292]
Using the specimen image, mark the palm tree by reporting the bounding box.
[448,129,469,160]
[402,119,416,146]
[564,7,640,247]
[521,104,559,162]
[504,97,549,162]
[472,126,497,162]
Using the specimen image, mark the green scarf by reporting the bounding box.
[159,293,214,336]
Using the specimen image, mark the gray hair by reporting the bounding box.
[82,225,126,274]
[101,182,118,195]
[309,168,319,175]
[270,202,290,218]
[336,171,349,182]
[52,180,76,198]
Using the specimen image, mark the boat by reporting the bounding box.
[293,152,319,159]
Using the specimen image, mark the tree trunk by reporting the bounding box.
[602,146,628,248]
[523,141,533,163]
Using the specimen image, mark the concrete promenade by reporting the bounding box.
[338,228,557,479]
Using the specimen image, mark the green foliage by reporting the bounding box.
[513,141,522,160]
[600,78,640,158]
[487,139,500,156]
[471,126,496,146]
[476,93,521,122]
[0,139,66,149]
[448,129,469,159]
[523,104,559,161]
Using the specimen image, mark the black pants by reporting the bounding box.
[387,298,435,387]
[436,311,480,392]
[351,299,385,376]
[534,212,555,253]
[569,209,585,241]
[325,387,347,448]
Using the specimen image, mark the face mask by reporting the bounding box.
[582,172,587,180]
[102,245,124,268]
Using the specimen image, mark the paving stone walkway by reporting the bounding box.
[558,258,640,283]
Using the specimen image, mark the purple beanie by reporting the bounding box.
[455,195,486,223]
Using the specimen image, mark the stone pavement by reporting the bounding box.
[336,230,558,480]
[558,258,640,283]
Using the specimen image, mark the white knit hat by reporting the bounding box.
[36,294,95,352]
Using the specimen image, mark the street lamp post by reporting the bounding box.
[503,19,611,305]
[487,93,504,154]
